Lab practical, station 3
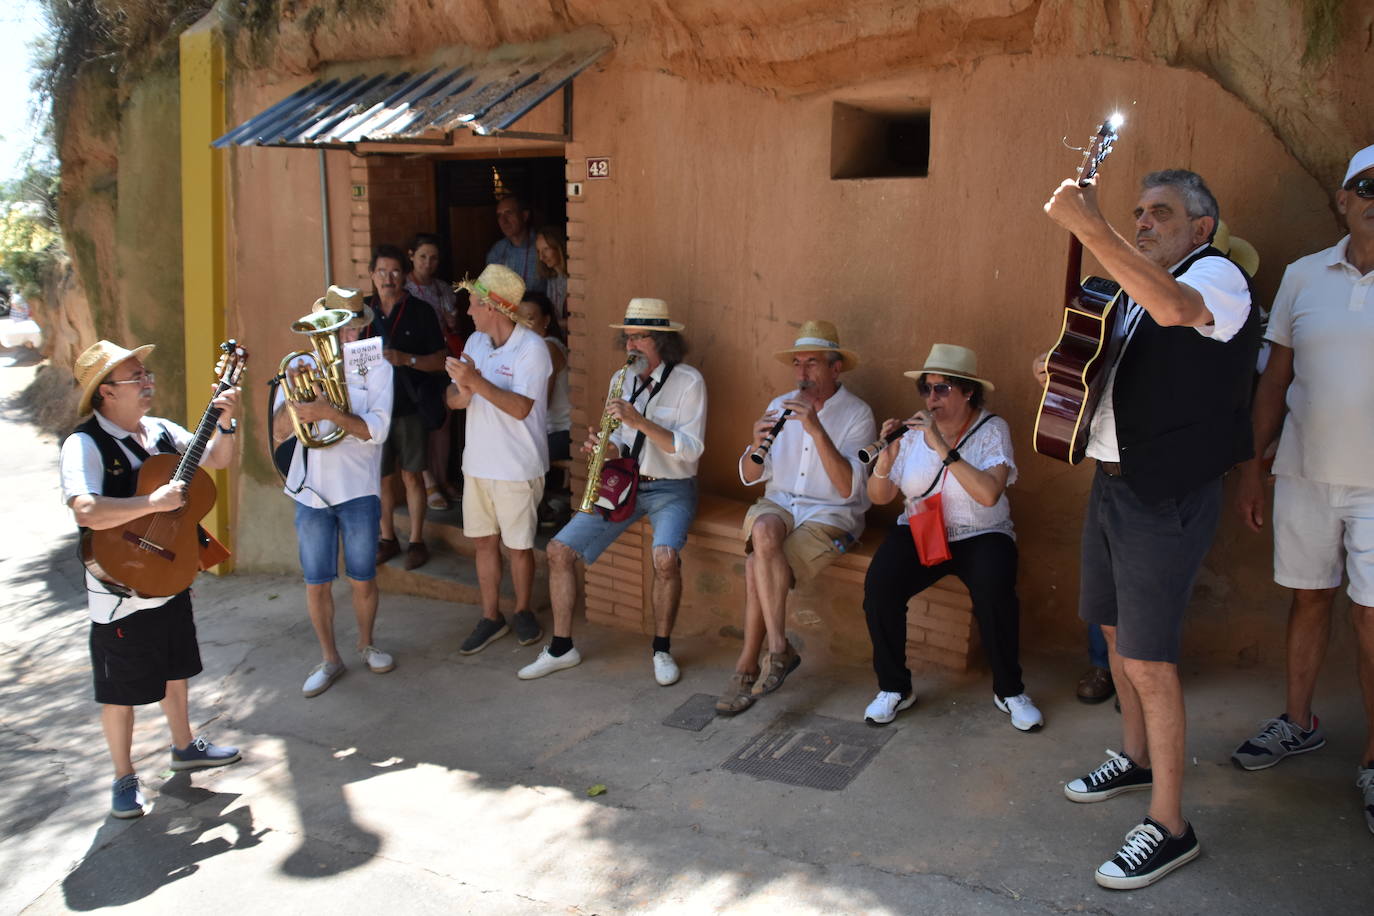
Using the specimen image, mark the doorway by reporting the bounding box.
[434,156,567,284]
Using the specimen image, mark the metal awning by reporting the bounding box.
[213,34,609,149]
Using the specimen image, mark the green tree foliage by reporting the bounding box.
[0,162,60,299]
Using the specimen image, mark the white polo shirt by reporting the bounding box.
[737,385,876,538]
[462,324,552,481]
[1268,235,1374,487]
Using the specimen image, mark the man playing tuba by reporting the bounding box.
[272,287,396,698]
[520,298,707,685]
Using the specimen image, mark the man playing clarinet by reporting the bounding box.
[716,321,875,715]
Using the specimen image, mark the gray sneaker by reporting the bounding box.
[1357,765,1373,836]
[459,616,509,655]
[511,610,543,646]
[1231,714,1326,771]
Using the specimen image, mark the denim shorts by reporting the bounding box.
[1078,466,1222,663]
[295,495,382,585]
[553,477,698,565]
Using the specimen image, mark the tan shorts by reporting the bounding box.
[462,475,545,550]
[742,498,849,583]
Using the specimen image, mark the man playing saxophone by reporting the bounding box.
[272,287,396,698]
[519,298,707,685]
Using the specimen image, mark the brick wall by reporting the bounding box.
[353,157,438,283]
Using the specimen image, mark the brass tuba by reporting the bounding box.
[278,307,355,448]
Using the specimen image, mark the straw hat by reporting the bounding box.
[609,298,684,333]
[1211,220,1260,279]
[312,285,374,329]
[902,343,995,392]
[773,320,860,371]
[75,339,156,415]
[455,264,531,327]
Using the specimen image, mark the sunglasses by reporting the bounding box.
[624,332,653,342]
[1346,177,1374,199]
[108,371,156,386]
[917,381,955,397]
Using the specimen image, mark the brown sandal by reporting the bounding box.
[715,671,757,716]
[751,644,800,696]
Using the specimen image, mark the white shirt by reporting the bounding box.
[545,337,571,434]
[462,324,552,481]
[888,411,1018,542]
[1087,246,1253,462]
[607,361,707,479]
[60,411,194,622]
[279,341,394,509]
[737,385,876,538]
[1267,235,1374,487]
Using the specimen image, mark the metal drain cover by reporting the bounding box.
[662,693,720,731]
[722,713,892,790]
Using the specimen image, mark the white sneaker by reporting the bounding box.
[518,646,582,680]
[864,690,915,726]
[303,661,345,697]
[653,651,680,686]
[359,645,394,673]
[995,693,1044,731]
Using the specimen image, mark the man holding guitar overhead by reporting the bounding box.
[1040,168,1259,889]
[60,340,244,819]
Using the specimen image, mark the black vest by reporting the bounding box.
[72,415,178,499]
[1112,246,1261,503]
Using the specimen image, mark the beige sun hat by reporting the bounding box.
[902,343,995,392]
[609,298,684,333]
[773,320,860,372]
[1212,220,1260,279]
[75,339,156,415]
[311,285,374,329]
[455,264,531,327]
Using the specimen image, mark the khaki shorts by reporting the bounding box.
[462,475,545,550]
[743,498,850,583]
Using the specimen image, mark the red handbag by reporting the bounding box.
[593,457,640,522]
[908,487,952,566]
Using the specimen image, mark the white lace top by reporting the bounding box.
[888,410,1017,542]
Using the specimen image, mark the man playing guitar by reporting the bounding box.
[60,340,243,818]
[1039,169,1258,889]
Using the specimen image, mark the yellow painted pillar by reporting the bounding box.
[179,17,233,573]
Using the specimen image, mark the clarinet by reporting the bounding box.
[748,410,792,465]
[857,427,905,465]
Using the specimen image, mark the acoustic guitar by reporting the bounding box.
[82,341,247,598]
[1033,115,1125,465]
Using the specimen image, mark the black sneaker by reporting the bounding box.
[1095,816,1200,889]
[459,616,509,655]
[512,610,543,646]
[1064,749,1153,802]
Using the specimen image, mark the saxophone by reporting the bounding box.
[578,353,642,513]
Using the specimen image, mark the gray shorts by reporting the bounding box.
[382,412,427,475]
[1078,465,1222,663]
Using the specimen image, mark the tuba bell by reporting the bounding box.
[278,307,356,448]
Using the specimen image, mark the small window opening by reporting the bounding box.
[830,102,930,180]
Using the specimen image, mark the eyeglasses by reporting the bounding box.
[1345,177,1374,200]
[917,381,954,397]
[624,332,652,342]
[108,372,155,386]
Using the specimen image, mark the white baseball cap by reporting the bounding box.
[1342,144,1374,186]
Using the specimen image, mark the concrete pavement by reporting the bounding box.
[1,350,1370,914]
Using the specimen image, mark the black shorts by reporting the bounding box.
[89,590,203,706]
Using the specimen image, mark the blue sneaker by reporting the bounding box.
[111,773,145,818]
[170,735,242,771]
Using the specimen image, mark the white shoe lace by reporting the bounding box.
[1357,767,1374,795]
[1114,822,1165,868]
[1087,749,1131,786]
[1254,716,1303,744]
[869,691,902,713]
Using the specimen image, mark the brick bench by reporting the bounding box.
[583,492,980,672]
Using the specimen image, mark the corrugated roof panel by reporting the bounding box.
[213,35,610,149]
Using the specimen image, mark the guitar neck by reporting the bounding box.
[1064,235,1084,302]
[172,382,227,484]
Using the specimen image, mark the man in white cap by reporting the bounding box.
[1042,168,1258,888]
[715,321,875,715]
[519,298,707,684]
[447,264,552,654]
[1231,143,1374,835]
[272,287,396,698]
[60,339,243,818]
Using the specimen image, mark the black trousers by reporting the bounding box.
[863,527,1024,699]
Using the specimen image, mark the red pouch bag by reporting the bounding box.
[907,487,952,566]
[594,456,640,522]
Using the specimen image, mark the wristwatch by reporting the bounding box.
[409,355,417,367]
[941,448,961,467]
[218,418,238,435]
